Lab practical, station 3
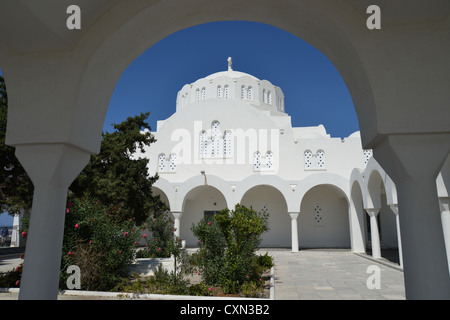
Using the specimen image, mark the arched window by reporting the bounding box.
[304,150,313,169]
[224,85,229,98]
[247,87,253,100]
[317,150,325,168]
[267,91,272,105]
[241,85,246,99]
[158,154,166,172]
[266,151,273,169]
[253,152,261,170]
[201,87,206,100]
[200,131,208,158]
[168,154,177,172]
[211,121,221,157]
[195,89,200,102]
[262,89,266,103]
[363,149,373,165]
[224,130,232,158]
[217,85,222,98]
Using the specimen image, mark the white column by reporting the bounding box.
[389,204,404,268]
[373,134,450,299]
[172,211,183,238]
[289,212,299,252]
[439,198,450,277]
[15,144,90,300]
[366,208,381,259]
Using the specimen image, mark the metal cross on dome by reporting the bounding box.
[227,57,232,71]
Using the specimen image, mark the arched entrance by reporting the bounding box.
[299,184,350,248]
[240,185,290,248]
[3,1,449,300]
[181,185,227,247]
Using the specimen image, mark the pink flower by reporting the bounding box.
[197,240,201,243]
[134,241,138,245]
[208,222,212,226]
[158,248,161,251]
[67,251,74,257]
[74,223,79,229]
[66,208,70,213]
[173,228,177,232]
[89,240,93,245]
[15,280,19,286]
[142,234,147,238]
[123,232,129,237]
[118,250,122,254]
[68,202,73,208]
[208,288,212,291]
[21,231,27,238]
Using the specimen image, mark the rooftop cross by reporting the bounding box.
[227,57,232,71]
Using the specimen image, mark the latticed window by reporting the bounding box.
[317,150,325,168]
[224,130,232,157]
[363,149,373,165]
[304,150,313,169]
[313,205,324,226]
[168,154,177,172]
[266,151,273,169]
[267,91,272,105]
[253,152,261,170]
[200,131,208,158]
[195,89,200,101]
[217,86,222,98]
[158,154,166,172]
[201,87,206,100]
[224,85,229,98]
[247,87,253,100]
[241,85,246,99]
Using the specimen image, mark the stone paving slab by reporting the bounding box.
[0,248,405,300]
[266,249,405,300]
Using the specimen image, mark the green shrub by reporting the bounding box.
[188,282,212,296]
[191,216,226,285]
[137,210,176,258]
[60,193,140,291]
[191,204,269,294]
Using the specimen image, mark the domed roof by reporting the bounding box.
[204,57,259,81]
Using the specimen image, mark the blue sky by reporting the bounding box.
[0,21,359,226]
[105,21,359,138]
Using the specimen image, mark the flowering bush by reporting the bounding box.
[137,210,176,258]
[191,204,270,294]
[60,193,140,291]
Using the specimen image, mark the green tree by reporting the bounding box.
[0,75,34,215]
[69,112,164,225]
[191,204,270,293]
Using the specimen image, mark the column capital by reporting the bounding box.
[389,204,399,215]
[366,208,380,217]
[289,212,299,220]
[171,211,183,219]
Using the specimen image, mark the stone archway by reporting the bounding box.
[240,185,290,248]
[2,1,449,299]
[299,184,350,249]
[180,185,227,247]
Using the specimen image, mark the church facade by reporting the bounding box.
[136,58,400,254]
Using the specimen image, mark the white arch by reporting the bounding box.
[365,157,398,207]
[172,174,234,212]
[234,174,296,212]
[295,173,350,211]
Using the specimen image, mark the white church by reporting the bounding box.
[135,57,413,263]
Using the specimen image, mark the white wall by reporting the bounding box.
[299,185,350,248]
[240,185,291,247]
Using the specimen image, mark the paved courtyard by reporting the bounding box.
[0,248,405,300]
[268,249,405,300]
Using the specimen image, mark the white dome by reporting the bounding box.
[176,57,285,114]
